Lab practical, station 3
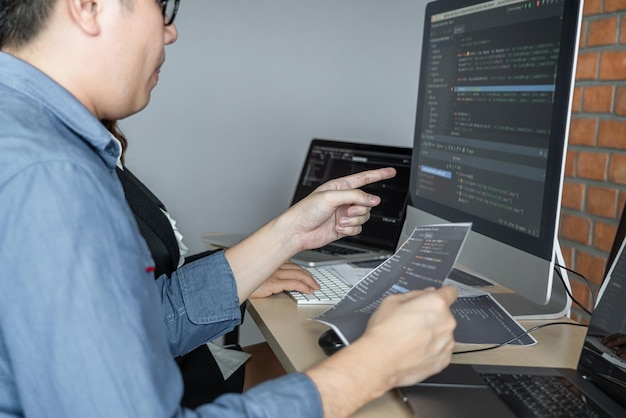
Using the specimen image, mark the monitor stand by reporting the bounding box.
[490,244,571,320]
[399,207,573,320]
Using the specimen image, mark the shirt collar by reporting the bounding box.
[0,51,120,170]
[111,135,124,169]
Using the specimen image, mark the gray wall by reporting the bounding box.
[121,0,426,255]
[121,1,426,344]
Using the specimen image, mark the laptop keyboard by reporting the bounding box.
[288,267,352,305]
[586,336,626,370]
[316,243,366,256]
[480,373,605,418]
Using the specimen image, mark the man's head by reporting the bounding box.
[0,0,179,120]
[0,0,57,50]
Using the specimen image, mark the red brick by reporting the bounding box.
[608,153,626,185]
[571,86,582,113]
[576,52,600,80]
[615,86,626,115]
[620,191,626,214]
[568,117,597,145]
[561,181,585,210]
[576,151,609,181]
[588,17,618,47]
[583,0,603,16]
[621,17,626,44]
[594,221,618,252]
[606,0,626,12]
[570,278,593,312]
[559,245,574,268]
[583,85,614,112]
[600,50,626,80]
[560,214,591,244]
[580,22,587,49]
[587,186,619,217]
[576,250,606,286]
[598,120,626,149]
[564,150,576,178]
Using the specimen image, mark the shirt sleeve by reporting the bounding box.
[0,162,323,418]
[158,251,243,357]
[192,373,324,418]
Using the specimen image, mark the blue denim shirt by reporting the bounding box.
[0,52,322,418]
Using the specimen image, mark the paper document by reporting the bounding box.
[314,223,535,346]
[446,280,536,346]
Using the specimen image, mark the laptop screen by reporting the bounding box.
[578,238,626,409]
[291,139,412,251]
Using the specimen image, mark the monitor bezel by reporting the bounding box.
[409,0,582,261]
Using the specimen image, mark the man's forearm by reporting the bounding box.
[305,336,392,418]
[225,217,299,302]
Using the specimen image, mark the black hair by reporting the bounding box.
[0,0,56,49]
[0,0,135,50]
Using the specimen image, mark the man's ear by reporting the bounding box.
[67,0,102,36]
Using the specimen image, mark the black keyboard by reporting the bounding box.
[316,243,365,256]
[480,373,605,418]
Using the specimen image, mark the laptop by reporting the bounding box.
[288,138,411,267]
[397,234,626,417]
[203,139,411,266]
[204,138,411,304]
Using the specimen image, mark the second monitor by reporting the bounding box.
[405,0,583,318]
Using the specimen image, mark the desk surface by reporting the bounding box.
[248,293,587,418]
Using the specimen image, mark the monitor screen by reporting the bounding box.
[579,235,626,410]
[406,0,582,317]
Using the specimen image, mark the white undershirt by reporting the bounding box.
[112,135,189,267]
[112,136,248,369]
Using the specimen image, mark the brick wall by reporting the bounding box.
[560,0,626,322]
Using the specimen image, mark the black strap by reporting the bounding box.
[116,167,180,278]
[116,167,246,405]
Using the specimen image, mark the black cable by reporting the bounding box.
[553,266,593,316]
[452,321,588,355]
[451,262,593,355]
[554,262,597,308]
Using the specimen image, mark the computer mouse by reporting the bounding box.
[318,329,345,356]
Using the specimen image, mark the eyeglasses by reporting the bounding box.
[158,0,179,26]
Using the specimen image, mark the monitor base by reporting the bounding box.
[491,244,572,320]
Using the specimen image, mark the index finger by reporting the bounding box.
[318,167,397,192]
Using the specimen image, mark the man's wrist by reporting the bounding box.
[305,336,393,418]
[269,211,305,255]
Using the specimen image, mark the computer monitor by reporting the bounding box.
[404,0,583,318]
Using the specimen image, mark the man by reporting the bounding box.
[0,1,458,417]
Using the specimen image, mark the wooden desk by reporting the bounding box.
[248,293,587,418]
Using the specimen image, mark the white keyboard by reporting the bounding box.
[288,267,352,305]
